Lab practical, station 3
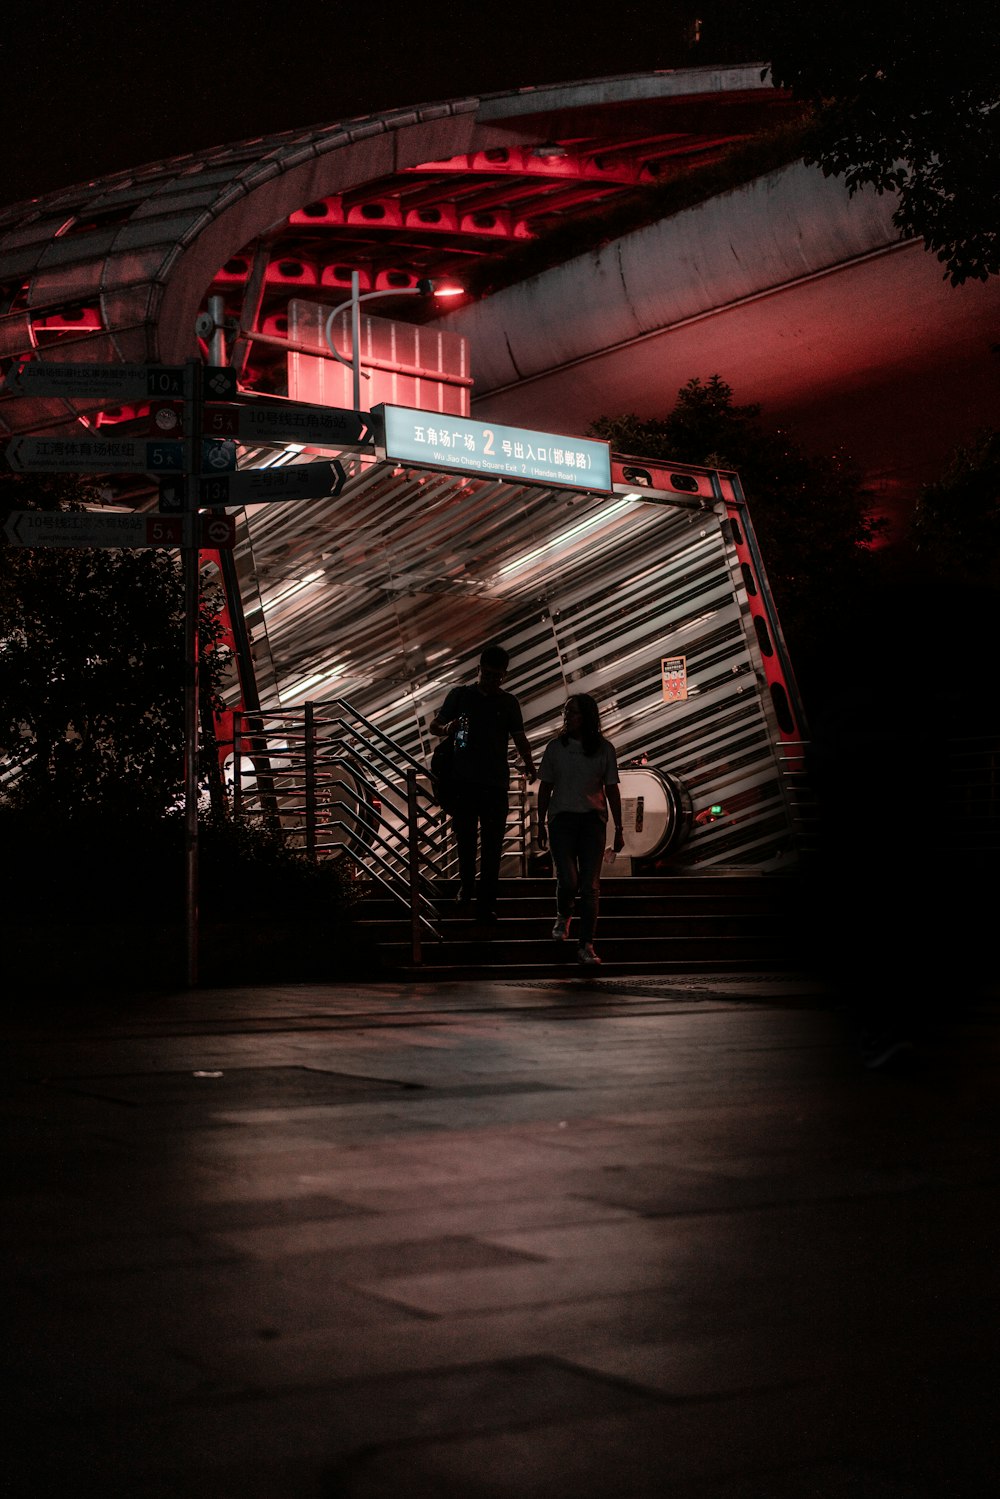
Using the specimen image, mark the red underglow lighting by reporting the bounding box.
[432,281,464,298]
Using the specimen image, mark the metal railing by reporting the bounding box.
[776,738,820,857]
[219,698,531,962]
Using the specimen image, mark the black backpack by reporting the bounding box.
[428,688,472,812]
[429,735,458,813]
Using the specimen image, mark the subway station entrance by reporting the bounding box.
[215,409,810,941]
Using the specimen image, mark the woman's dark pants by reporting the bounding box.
[548,810,606,943]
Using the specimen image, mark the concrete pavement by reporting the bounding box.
[4,971,998,1497]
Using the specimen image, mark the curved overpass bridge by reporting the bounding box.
[3,67,997,874]
[1,66,997,525]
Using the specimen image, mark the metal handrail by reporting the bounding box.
[220,695,536,962]
[224,698,454,961]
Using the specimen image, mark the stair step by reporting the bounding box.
[356,873,805,978]
[361,874,796,904]
[375,934,789,963]
[380,956,798,982]
[361,895,793,922]
[361,915,789,943]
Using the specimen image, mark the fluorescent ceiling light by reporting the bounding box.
[497,497,635,579]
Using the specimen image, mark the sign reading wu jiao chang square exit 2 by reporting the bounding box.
[373,404,613,494]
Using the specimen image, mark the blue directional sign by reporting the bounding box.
[374,404,612,494]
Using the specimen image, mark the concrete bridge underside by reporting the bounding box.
[2,66,997,532]
[434,161,1000,533]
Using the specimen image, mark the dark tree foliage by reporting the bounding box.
[910,428,1000,584]
[590,376,885,699]
[693,1,1000,284]
[0,471,232,819]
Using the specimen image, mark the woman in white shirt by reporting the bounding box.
[536,694,625,966]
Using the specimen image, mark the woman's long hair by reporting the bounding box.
[562,693,603,756]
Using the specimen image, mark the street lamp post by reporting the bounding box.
[323,272,462,410]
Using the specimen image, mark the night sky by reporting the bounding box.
[4,0,705,208]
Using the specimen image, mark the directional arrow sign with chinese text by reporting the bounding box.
[3,511,235,550]
[6,511,180,548]
[236,401,371,448]
[2,361,191,400]
[199,458,347,507]
[5,436,187,473]
[3,361,238,402]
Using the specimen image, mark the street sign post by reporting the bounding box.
[2,358,356,988]
[199,457,347,507]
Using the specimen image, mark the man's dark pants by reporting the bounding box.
[451,781,509,911]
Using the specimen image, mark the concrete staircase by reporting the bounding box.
[358,873,808,980]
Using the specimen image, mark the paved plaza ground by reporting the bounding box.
[4,971,998,1497]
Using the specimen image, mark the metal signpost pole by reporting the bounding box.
[350,270,362,412]
[183,358,203,987]
[2,357,241,992]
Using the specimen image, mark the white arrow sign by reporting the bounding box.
[199,458,347,506]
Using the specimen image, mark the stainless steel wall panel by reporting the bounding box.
[232,451,802,868]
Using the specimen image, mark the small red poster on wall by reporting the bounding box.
[661,655,688,702]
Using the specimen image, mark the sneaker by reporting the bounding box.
[577,943,602,966]
[476,906,499,924]
[552,916,570,941]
